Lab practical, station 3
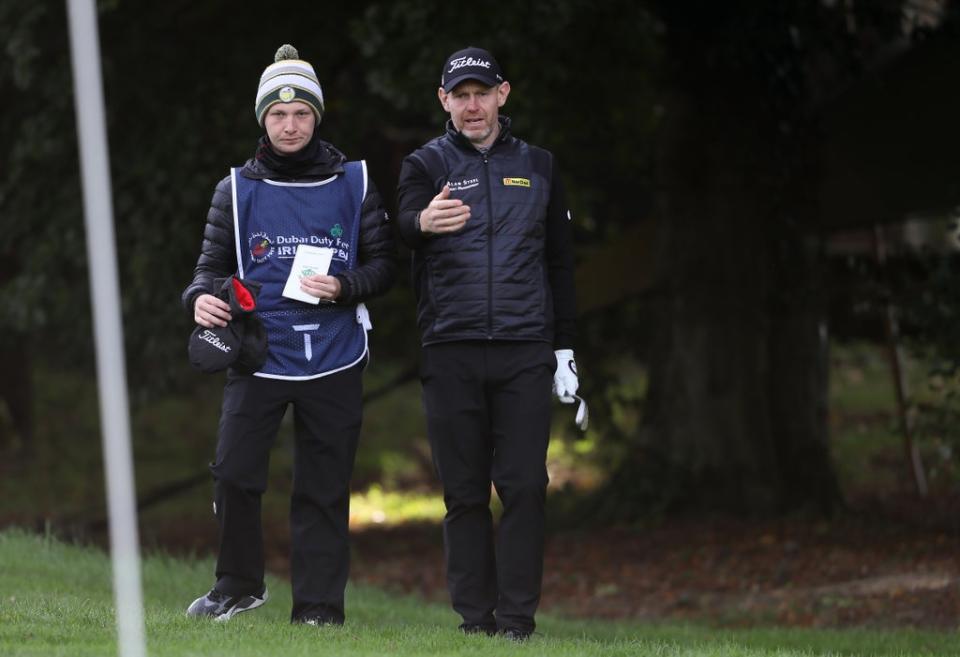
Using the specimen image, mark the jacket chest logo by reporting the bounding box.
[447,177,479,191]
[502,177,530,187]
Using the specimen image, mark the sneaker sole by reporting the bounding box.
[214,588,268,622]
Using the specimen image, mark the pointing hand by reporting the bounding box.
[418,185,470,234]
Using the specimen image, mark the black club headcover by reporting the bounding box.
[188,323,241,374]
[188,276,266,374]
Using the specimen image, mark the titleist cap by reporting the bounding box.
[441,46,504,92]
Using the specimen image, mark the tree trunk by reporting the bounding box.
[615,64,841,514]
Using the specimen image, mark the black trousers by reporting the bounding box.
[209,364,362,622]
[421,341,554,632]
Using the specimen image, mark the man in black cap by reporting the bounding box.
[181,44,395,626]
[396,46,580,640]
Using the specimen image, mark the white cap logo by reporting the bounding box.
[279,86,296,102]
[447,56,491,73]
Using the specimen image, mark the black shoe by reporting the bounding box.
[499,627,533,642]
[185,586,267,621]
[459,622,497,636]
[293,614,344,627]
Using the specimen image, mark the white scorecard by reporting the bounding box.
[282,244,335,304]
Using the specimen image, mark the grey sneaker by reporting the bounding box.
[186,586,267,621]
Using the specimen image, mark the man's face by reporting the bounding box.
[438,80,511,149]
[264,101,316,155]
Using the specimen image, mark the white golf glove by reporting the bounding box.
[553,349,579,403]
[553,349,589,431]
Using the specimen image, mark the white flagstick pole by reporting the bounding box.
[65,1,147,656]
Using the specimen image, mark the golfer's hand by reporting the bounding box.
[194,293,231,328]
[418,185,470,234]
[553,349,579,403]
[300,274,341,301]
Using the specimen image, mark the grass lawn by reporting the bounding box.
[0,529,956,657]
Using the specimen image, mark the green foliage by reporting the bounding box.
[352,0,662,232]
[1,528,956,656]
[0,0,86,339]
[350,484,445,527]
[900,252,960,484]
[561,297,651,465]
[827,337,960,493]
[828,243,960,488]
[827,342,904,492]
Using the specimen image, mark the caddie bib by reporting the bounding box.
[232,161,369,380]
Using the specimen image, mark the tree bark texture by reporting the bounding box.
[628,55,841,514]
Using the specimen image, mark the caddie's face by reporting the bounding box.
[264,101,316,154]
[438,80,511,149]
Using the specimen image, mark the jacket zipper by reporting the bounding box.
[482,153,494,339]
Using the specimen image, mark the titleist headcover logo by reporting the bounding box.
[199,329,232,353]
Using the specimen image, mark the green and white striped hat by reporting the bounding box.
[255,44,324,126]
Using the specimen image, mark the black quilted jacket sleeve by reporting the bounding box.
[180,175,234,314]
[181,174,397,314]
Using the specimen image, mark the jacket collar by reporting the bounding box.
[445,116,513,152]
[241,138,347,181]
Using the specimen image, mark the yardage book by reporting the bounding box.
[281,244,334,305]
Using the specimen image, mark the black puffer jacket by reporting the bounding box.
[181,140,396,313]
[396,118,576,348]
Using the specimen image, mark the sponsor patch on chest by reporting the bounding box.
[447,178,480,191]
[502,177,531,187]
